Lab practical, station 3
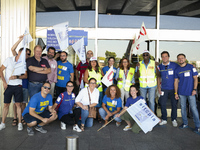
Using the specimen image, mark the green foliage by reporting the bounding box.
[104,50,118,67]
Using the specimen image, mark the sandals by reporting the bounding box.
[21,119,26,125]
[12,119,18,126]
[80,125,85,131]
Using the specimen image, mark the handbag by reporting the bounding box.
[87,87,97,118]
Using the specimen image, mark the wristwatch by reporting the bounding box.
[193,89,197,91]
[16,75,19,79]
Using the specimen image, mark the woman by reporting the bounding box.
[84,57,104,122]
[116,85,144,133]
[75,78,99,131]
[115,58,135,107]
[99,85,122,126]
[53,81,82,132]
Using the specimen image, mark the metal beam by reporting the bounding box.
[50,0,76,10]
[36,0,46,11]
[178,1,200,16]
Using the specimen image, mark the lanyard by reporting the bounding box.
[124,70,128,79]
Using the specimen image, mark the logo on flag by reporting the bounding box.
[101,66,114,87]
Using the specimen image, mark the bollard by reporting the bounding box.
[66,135,79,150]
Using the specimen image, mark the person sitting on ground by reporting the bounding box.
[116,85,144,133]
[99,85,122,127]
[22,81,57,136]
[53,81,82,132]
[75,78,99,131]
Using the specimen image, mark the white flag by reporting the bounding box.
[130,34,137,56]
[127,99,160,134]
[72,37,86,64]
[101,66,114,87]
[14,28,32,75]
[53,22,69,51]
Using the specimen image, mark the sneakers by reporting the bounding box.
[159,120,167,125]
[116,122,121,127]
[0,123,6,130]
[61,122,66,130]
[73,125,82,132]
[18,123,23,131]
[35,126,47,133]
[179,124,188,129]
[194,127,200,133]
[123,125,132,131]
[172,120,178,127]
[27,127,34,136]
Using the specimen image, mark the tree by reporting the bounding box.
[104,50,118,67]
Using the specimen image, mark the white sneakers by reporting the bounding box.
[123,125,132,131]
[0,123,6,130]
[159,120,167,125]
[18,123,23,131]
[73,125,82,132]
[172,120,178,127]
[61,122,66,130]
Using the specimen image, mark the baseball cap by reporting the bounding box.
[142,50,150,54]
[90,57,97,61]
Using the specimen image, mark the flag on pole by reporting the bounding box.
[126,99,160,134]
[130,34,137,59]
[101,66,114,87]
[72,37,86,64]
[14,28,33,75]
[53,22,69,51]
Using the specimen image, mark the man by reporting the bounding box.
[0,48,27,131]
[75,50,93,89]
[158,51,179,127]
[43,47,57,98]
[102,57,117,92]
[22,81,57,136]
[136,50,159,112]
[27,45,51,98]
[55,51,74,98]
[174,53,200,133]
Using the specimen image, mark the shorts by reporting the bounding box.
[4,85,23,103]
[13,88,29,103]
[23,110,52,124]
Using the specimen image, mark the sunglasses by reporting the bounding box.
[143,54,149,56]
[89,82,96,84]
[67,85,74,87]
[43,86,50,90]
[165,65,168,70]
[27,53,31,56]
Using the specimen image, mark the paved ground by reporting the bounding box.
[0,117,200,150]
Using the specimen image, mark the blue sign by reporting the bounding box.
[46,29,61,51]
[68,30,88,46]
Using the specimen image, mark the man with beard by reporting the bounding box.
[27,45,51,98]
[55,51,74,97]
[43,47,57,98]
[174,53,200,133]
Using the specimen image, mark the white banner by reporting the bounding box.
[101,66,113,87]
[53,22,69,51]
[127,99,160,134]
[72,37,86,64]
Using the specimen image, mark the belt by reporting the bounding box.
[30,81,44,84]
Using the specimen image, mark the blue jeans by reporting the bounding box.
[81,109,93,127]
[179,95,200,128]
[140,86,156,112]
[159,89,178,121]
[28,82,43,98]
[99,107,122,122]
[96,92,103,107]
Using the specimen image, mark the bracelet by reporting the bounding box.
[193,89,197,91]
[174,93,177,95]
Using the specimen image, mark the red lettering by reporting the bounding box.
[107,71,113,81]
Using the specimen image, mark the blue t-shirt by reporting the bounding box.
[56,92,76,120]
[22,92,53,116]
[102,66,117,92]
[22,79,28,89]
[56,60,74,87]
[125,96,144,107]
[102,95,122,112]
[159,62,179,90]
[175,64,198,96]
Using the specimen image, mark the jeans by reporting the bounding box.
[179,95,200,128]
[120,88,129,107]
[96,92,103,107]
[28,82,43,98]
[81,108,93,127]
[99,107,122,122]
[159,89,178,121]
[140,86,156,112]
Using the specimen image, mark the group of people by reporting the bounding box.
[0,35,200,136]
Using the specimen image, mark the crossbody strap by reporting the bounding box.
[87,87,92,105]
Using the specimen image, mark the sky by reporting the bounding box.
[35,11,200,61]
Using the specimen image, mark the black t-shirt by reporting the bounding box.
[26,56,50,82]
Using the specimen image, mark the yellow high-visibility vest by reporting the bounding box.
[117,67,135,91]
[139,60,157,88]
[85,68,103,92]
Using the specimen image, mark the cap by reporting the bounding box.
[90,57,97,61]
[142,50,150,54]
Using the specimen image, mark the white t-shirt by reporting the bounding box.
[75,87,99,105]
[3,56,26,85]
